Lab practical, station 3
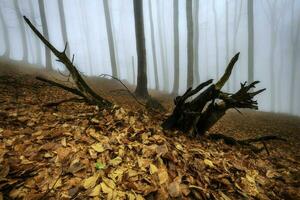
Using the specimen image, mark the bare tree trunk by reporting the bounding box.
[57,0,69,57]
[28,0,41,64]
[186,0,194,88]
[194,0,200,85]
[13,0,28,62]
[103,0,118,77]
[80,2,93,75]
[172,0,180,94]
[156,0,169,92]
[247,0,254,84]
[38,0,52,70]
[133,0,148,98]
[132,56,136,85]
[225,0,230,91]
[289,0,299,113]
[212,0,219,79]
[231,0,242,91]
[0,7,9,57]
[148,0,159,90]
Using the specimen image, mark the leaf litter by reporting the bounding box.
[0,74,299,199]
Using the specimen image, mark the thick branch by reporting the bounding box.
[24,16,112,107]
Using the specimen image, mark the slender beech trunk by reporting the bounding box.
[58,0,69,57]
[289,0,299,113]
[133,0,148,98]
[148,0,159,90]
[172,0,180,94]
[194,0,200,85]
[0,7,9,57]
[212,0,219,79]
[28,0,41,64]
[13,0,28,62]
[103,0,118,77]
[231,0,242,90]
[156,0,169,92]
[132,56,136,85]
[247,0,254,85]
[38,0,52,70]
[186,0,194,88]
[225,0,230,91]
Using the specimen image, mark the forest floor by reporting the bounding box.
[0,60,299,200]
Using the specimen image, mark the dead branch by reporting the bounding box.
[23,16,112,108]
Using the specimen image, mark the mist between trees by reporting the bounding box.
[0,0,299,115]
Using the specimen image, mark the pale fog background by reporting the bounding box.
[0,0,299,115]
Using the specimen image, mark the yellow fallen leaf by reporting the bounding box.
[219,191,231,200]
[158,168,169,184]
[175,143,184,151]
[149,164,158,174]
[82,173,99,189]
[101,182,113,194]
[109,156,122,166]
[89,184,101,197]
[102,177,115,189]
[91,143,105,153]
[136,194,144,200]
[126,192,135,200]
[50,178,62,189]
[204,159,215,168]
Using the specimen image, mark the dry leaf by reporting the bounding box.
[89,184,101,197]
[82,173,99,189]
[91,143,105,153]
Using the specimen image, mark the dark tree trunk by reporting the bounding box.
[194,0,200,85]
[148,0,159,90]
[186,0,194,88]
[133,0,149,98]
[13,0,28,62]
[58,0,70,57]
[103,0,118,77]
[172,0,180,94]
[38,0,52,70]
[0,7,9,57]
[247,0,254,85]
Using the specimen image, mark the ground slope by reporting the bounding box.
[0,62,299,199]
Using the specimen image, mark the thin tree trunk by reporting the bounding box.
[133,0,148,98]
[132,56,136,85]
[156,0,168,92]
[28,0,41,64]
[225,0,230,91]
[0,7,9,57]
[38,0,52,70]
[212,0,219,79]
[13,0,28,62]
[57,0,69,57]
[231,0,242,91]
[186,0,194,88]
[194,0,200,85]
[289,0,299,113]
[247,0,254,84]
[148,0,159,90]
[103,0,118,77]
[172,0,180,94]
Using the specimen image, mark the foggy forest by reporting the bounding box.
[0,0,299,199]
